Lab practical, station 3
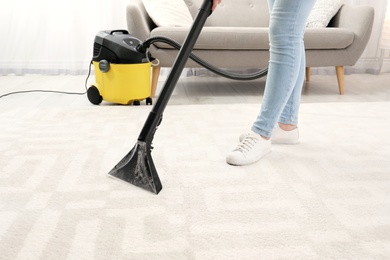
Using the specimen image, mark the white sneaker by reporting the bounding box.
[239,125,299,144]
[272,125,299,144]
[226,131,271,166]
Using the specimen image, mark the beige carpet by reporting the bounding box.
[1,97,390,259]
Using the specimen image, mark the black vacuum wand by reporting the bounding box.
[108,0,214,194]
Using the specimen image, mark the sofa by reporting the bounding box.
[126,0,374,96]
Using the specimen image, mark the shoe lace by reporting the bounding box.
[235,135,258,153]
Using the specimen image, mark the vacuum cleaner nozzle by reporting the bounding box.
[108,141,162,194]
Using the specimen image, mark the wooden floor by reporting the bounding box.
[0,72,389,107]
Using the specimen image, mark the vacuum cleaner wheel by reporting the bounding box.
[132,98,152,106]
[87,86,103,105]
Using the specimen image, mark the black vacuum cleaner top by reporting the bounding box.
[93,30,149,64]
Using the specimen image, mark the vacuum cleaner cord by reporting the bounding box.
[137,36,268,81]
[0,60,92,99]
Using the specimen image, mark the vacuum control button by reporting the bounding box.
[99,60,110,73]
[123,38,140,47]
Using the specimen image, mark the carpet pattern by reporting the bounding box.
[1,98,390,259]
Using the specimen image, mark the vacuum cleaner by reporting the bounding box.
[87,30,153,105]
[107,0,268,194]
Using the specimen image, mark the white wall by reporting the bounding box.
[0,0,130,75]
[343,0,390,74]
[0,0,389,75]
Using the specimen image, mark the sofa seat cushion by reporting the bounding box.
[151,27,269,50]
[305,28,354,50]
[150,27,354,50]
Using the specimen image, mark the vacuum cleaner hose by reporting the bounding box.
[138,36,268,81]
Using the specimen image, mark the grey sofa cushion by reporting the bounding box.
[151,27,354,50]
[151,27,268,50]
[305,28,354,49]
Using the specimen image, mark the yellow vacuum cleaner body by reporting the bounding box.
[88,30,152,105]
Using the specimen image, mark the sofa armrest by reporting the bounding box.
[330,5,374,35]
[328,5,375,65]
[126,0,156,41]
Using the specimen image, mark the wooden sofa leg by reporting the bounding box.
[306,67,311,81]
[151,66,161,98]
[335,66,345,95]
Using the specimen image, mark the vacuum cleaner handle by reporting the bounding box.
[138,0,213,143]
[107,0,213,195]
[107,30,129,35]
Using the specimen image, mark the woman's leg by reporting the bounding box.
[278,43,306,128]
[226,0,315,166]
[252,0,316,138]
[268,0,275,12]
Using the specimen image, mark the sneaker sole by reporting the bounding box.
[271,139,299,145]
[226,148,271,166]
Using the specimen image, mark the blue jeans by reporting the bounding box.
[252,0,316,138]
